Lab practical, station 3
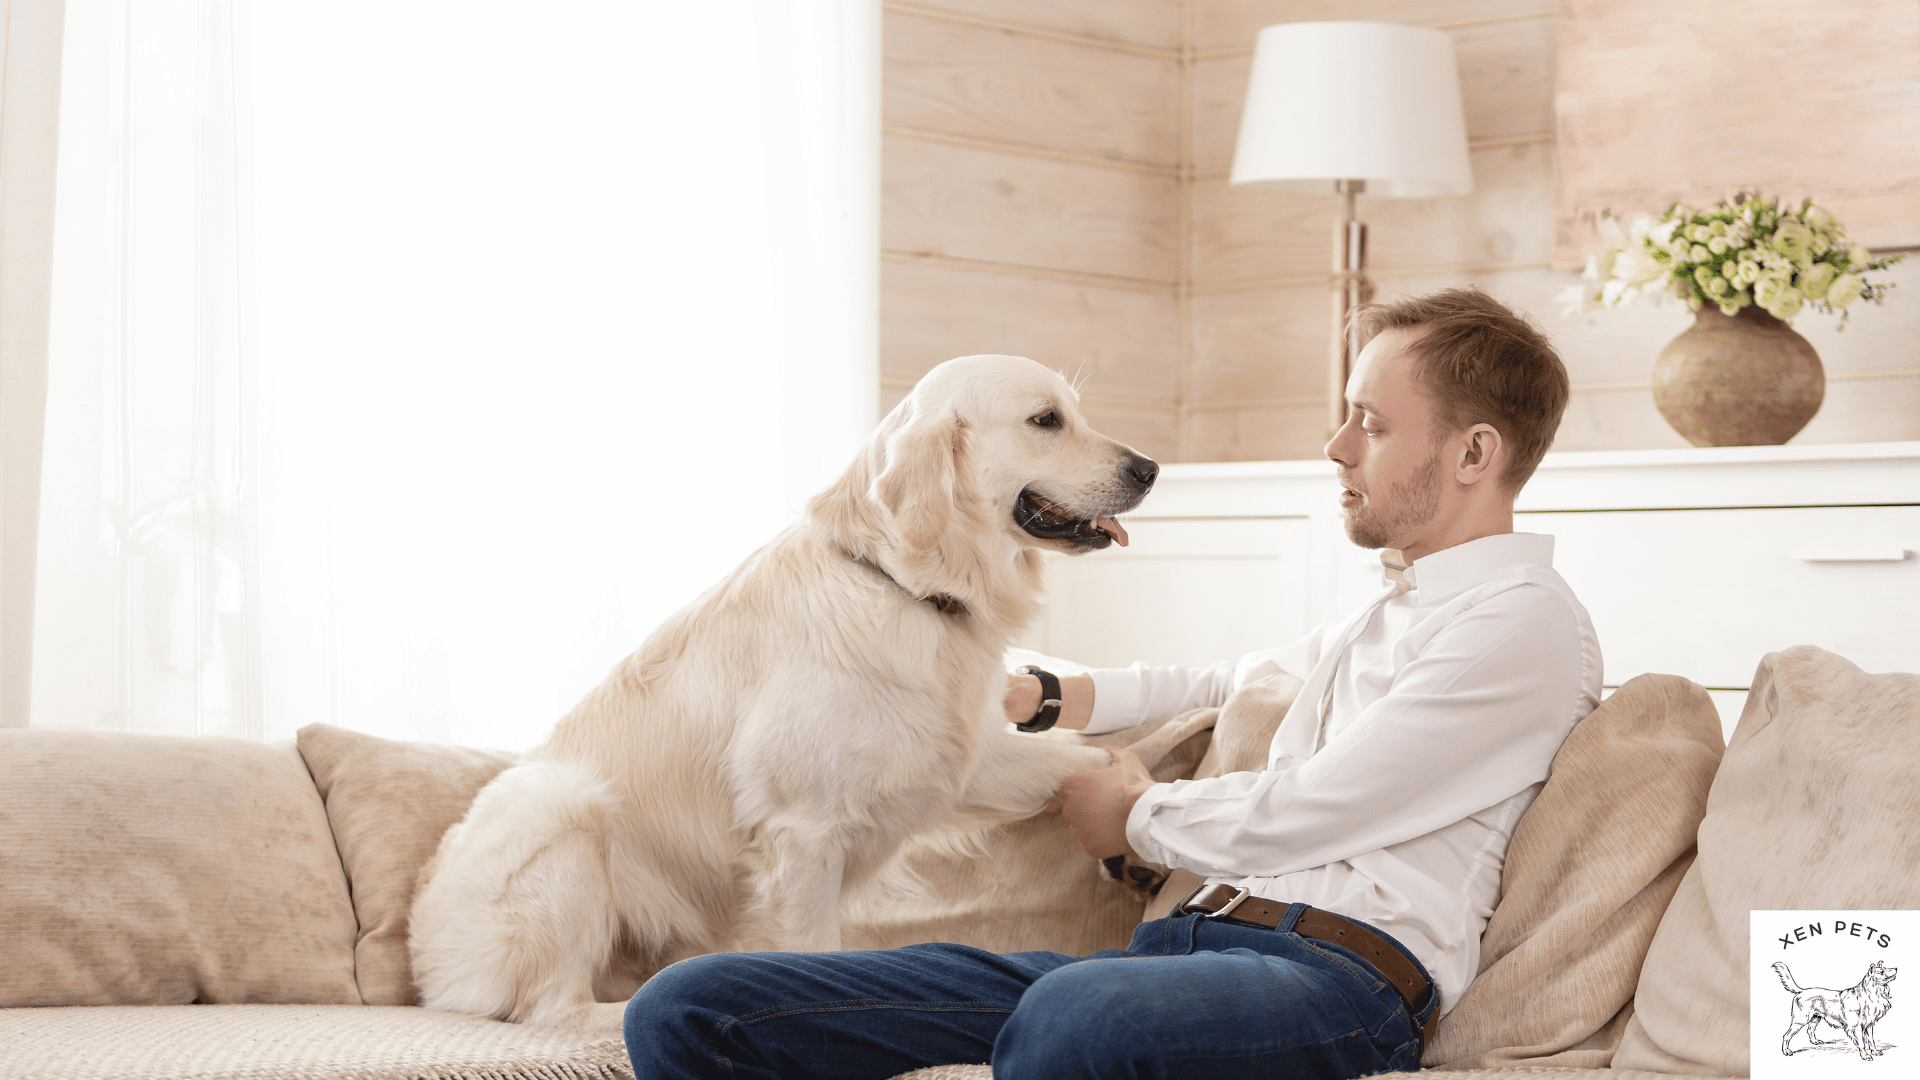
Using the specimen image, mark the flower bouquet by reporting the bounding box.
[1561,193,1903,325]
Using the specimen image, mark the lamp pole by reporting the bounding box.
[1329,178,1373,435]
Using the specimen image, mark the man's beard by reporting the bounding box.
[1344,446,1444,550]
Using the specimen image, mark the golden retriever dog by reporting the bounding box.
[1774,959,1898,1060]
[408,354,1157,1029]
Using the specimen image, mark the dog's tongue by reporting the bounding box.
[1096,518,1129,547]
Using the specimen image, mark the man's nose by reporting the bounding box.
[1324,424,1352,466]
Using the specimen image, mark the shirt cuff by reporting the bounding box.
[1083,667,1144,735]
[1124,779,1181,867]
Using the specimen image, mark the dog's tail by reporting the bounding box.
[1773,961,1804,994]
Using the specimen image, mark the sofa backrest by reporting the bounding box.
[0,729,360,1006]
[1614,645,1920,1077]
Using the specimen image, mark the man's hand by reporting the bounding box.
[1055,746,1157,859]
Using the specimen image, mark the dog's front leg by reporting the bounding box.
[960,730,1111,819]
[740,816,848,953]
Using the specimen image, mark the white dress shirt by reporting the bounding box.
[1088,532,1602,1016]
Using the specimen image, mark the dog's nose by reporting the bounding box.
[1127,455,1160,490]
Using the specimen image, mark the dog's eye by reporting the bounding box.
[1029,411,1061,430]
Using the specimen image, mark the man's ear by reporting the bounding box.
[871,409,968,551]
[1455,423,1504,486]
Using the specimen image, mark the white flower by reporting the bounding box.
[1719,301,1741,316]
[1614,247,1665,286]
[1557,283,1597,318]
[1828,272,1865,308]
[1799,262,1837,301]
[1772,221,1814,261]
[1572,194,1893,322]
[1597,214,1632,250]
[1764,286,1804,321]
[1753,269,1794,308]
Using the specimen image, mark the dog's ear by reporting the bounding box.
[871,408,967,552]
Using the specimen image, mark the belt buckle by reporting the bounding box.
[1199,885,1251,920]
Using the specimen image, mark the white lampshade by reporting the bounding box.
[1230,22,1473,198]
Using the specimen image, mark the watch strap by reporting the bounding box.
[1014,666,1063,732]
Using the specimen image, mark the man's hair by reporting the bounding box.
[1351,288,1569,491]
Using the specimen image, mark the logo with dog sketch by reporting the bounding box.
[1753,911,1915,1078]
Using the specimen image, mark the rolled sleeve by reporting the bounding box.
[1081,660,1235,735]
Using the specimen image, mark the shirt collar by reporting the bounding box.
[1400,532,1555,600]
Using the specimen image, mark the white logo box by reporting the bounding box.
[1752,910,1915,1078]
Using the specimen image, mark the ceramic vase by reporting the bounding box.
[1651,306,1825,447]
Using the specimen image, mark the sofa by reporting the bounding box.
[3,644,1915,1080]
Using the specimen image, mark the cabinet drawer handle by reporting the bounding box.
[1790,548,1915,563]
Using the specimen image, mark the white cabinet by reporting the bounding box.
[1024,442,1920,742]
[1024,517,1313,669]
[1520,505,1920,692]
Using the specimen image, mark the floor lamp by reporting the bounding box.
[1229,22,1474,436]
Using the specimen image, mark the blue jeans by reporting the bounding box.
[625,907,1433,1080]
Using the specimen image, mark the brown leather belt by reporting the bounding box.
[1176,883,1439,1053]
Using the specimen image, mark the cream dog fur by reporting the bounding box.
[408,355,1157,1029]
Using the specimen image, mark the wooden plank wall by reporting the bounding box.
[880,0,1186,464]
[1556,0,1920,263]
[882,0,1920,463]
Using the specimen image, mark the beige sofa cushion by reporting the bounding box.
[1425,673,1724,1070]
[1613,646,1920,1076]
[0,1004,626,1080]
[0,730,359,1006]
[295,723,517,1005]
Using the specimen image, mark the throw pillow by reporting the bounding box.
[1613,646,1920,1076]
[295,723,517,1005]
[0,729,360,1006]
[1425,673,1724,1069]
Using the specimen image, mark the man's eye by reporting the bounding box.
[1030,411,1061,429]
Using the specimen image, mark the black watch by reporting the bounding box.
[1013,666,1063,732]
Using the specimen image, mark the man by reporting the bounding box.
[625,288,1602,1080]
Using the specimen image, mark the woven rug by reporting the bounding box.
[0,1005,630,1080]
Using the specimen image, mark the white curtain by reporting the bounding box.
[32,0,878,750]
[1,0,67,730]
